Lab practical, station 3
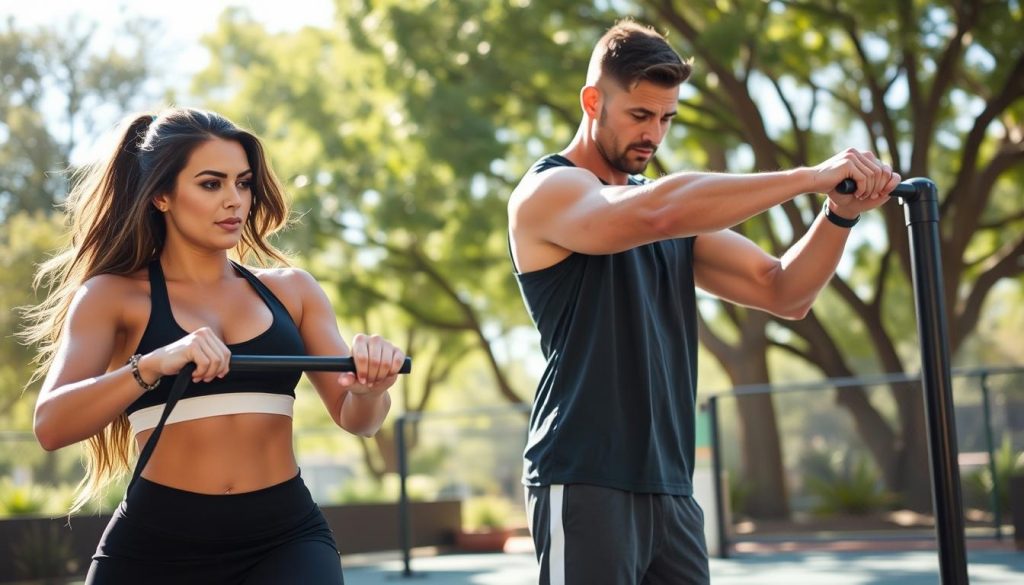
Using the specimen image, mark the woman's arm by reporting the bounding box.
[34,275,233,451]
[286,269,405,437]
[34,277,141,450]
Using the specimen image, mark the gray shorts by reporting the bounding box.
[526,484,710,585]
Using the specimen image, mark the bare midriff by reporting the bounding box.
[135,413,298,495]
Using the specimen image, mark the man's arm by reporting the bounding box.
[693,197,890,319]
[509,149,895,272]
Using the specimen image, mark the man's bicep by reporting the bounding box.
[516,171,660,255]
[693,230,784,310]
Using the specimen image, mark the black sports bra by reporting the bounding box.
[124,260,306,433]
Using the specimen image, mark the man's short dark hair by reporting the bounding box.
[588,20,692,89]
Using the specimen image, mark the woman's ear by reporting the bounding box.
[152,194,169,212]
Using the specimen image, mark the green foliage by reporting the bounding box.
[0,16,158,218]
[3,0,1022,529]
[0,480,102,518]
[0,212,66,429]
[1,14,160,430]
[727,473,753,519]
[188,0,1024,518]
[962,436,1024,515]
[0,480,47,516]
[461,495,514,531]
[330,473,438,504]
[802,447,894,516]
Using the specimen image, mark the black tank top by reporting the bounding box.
[124,260,306,416]
[513,154,700,495]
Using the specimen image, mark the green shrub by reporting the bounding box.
[803,449,893,516]
[330,473,438,504]
[962,467,991,511]
[727,475,752,519]
[963,436,1024,515]
[41,483,77,516]
[462,495,513,531]
[0,480,47,516]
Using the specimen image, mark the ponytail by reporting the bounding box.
[22,113,159,513]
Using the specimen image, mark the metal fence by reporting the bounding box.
[705,365,1024,557]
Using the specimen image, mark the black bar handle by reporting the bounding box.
[230,355,412,374]
[834,178,918,198]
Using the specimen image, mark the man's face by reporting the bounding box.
[593,80,679,175]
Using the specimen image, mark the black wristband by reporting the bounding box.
[822,201,859,228]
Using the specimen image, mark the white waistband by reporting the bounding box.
[128,393,294,435]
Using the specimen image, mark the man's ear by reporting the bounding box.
[581,85,601,119]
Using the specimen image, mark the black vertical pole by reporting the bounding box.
[707,396,730,559]
[396,416,414,577]
[979,373,1003,540]
[899,178,969,584]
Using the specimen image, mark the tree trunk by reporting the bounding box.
[730,350,790,519]
[699,311,790,519]
[891,381,934,512]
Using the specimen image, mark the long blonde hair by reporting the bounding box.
[22,108,291,511]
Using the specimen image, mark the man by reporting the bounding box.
[508,20,897,585]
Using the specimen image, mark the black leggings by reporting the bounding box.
[86,473,344,584]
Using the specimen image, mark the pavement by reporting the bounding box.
[341,537,1024,585]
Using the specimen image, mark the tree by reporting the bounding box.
[193,1,1024,515]
[0,15,159,430]
[0,213,65,428]
[0,16,157,219]
[193,6,541,476]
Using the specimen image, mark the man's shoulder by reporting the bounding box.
[529,153,575,174]
[511,160,596,207]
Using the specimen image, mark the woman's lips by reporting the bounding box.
[215,218,242,231]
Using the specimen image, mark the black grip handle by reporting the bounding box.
[229,355,412,374]
[833,179,918,198]
[836,179,857,194]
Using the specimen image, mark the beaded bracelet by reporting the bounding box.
[127,354,160,392]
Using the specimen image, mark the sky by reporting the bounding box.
[0,0,335,95]
[1,0,336,162]
[2,0,895,281]
[0,0,334,36]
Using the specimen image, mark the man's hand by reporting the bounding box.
[813,148,900,204]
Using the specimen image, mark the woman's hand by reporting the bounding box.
[141,327,231,384]
[338,333,406,396]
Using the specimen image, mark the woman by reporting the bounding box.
[26,108,405,584]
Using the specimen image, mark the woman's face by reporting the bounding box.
[154,138,253,252]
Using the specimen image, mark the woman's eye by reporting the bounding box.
[238,180,253,190]
[201,180,220,190]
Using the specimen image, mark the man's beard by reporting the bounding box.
[597,106,657,175]
[596,138,657,175]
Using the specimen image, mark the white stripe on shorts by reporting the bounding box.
[549,484,565,585]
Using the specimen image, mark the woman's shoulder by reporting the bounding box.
[79,269,149,298]
[69,270,150,321]
[244,265,322,310]
[246,265,318,289]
